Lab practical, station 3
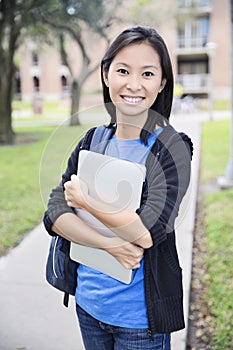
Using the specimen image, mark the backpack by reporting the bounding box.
[45,125,115,307]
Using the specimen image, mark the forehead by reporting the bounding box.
[111,42,161,67]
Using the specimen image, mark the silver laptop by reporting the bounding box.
[70,150,146,284]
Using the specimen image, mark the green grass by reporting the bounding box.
[201,119,230,183]
[0,124,92,256]
[13,100,68,112]
[12,98,105,123]
[213,99,230,111]
[201,118,233,349]
[13,100,69,121]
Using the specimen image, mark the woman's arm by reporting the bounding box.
[51,212,144,269]
[43,135,144,268]
[137,133,193,246]
[64,175,153,249]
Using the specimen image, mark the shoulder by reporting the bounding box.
[157,125,193,160]
[78,125,114,150]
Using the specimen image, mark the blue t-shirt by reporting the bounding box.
[75,129,162,328]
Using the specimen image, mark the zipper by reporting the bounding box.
[147,328,154,341]
[52,236,59,279]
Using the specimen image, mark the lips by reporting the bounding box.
[121,96,144,104]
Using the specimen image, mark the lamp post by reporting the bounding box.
[217,1,233,188]
[206,42,217,121]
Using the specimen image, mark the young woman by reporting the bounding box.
[43,25,193,350]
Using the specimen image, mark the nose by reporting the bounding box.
[126,75,142,91]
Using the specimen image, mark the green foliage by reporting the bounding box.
[201,119,233,349]
[130,0,173,27]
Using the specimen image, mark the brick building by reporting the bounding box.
[16,0,231,107]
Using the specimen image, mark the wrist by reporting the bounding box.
[133,232,153,249]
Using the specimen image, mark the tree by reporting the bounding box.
[0,0,22,144]
[130,0,175,27]
[40,0,122,125]
[0,0,121,144]
[0,0,48,145]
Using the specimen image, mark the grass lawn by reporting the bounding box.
[201,119,233,349]
[0,123,92,256]
[12,100,70,122]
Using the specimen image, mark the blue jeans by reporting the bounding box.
[76,304,171,350]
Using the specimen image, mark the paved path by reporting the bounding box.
[170,116,201,349]
[0,223,84,350]
[0,112,204,349]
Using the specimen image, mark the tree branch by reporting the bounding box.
[42,14,90,65]
[59,32,73,75]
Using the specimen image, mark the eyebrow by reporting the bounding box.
[113,62,159,70]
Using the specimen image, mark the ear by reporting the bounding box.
[103,70,109,87]
[159,78,167,93]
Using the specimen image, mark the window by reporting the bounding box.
[178,58,208,74]
[33,76,40,92]
[32,52,39,66]
[61,75,69,92]
[178,16,209,48]
[178,0,211,7]
[15,70,21,95]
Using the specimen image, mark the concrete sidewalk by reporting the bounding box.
[170,116,201,349]
[0,115,201,350]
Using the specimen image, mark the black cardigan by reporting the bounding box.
[43,124,193,334]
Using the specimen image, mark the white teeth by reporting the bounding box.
[123,96,143,104]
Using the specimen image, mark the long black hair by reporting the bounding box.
[101,25,174,144]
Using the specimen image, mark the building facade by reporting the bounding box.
[175,0,231,101]
[16,0,231,106]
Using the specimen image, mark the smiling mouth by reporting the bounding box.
[121,96,145,104]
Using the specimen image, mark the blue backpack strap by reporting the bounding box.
[89,125,115,153]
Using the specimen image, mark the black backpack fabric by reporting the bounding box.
[46,236,77,307]
[45,125,115,307]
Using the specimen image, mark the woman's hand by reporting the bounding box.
[64,175,153,251]
[104,237,144,270]
[64,174,88,209]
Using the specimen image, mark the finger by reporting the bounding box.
[64,181,72,190]
[132,262,140,269]
[71,174,78,180]
[64,190,72,204]
[136,248,144,258]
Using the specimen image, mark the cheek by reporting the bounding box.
[147,83,161,98]
[108,78,122,96]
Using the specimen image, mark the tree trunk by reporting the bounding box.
[0,50,15,145]
[70,79,82,126]
[0,87,15,145]
[0,0,17,145]
[69,61,99,126]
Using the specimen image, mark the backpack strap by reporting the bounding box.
[89,125,115,153]
[63,292,69,308]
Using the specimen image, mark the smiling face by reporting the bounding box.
[103,42,166,121]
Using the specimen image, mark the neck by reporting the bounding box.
[115,123,141,140]
[115,112,148,140]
